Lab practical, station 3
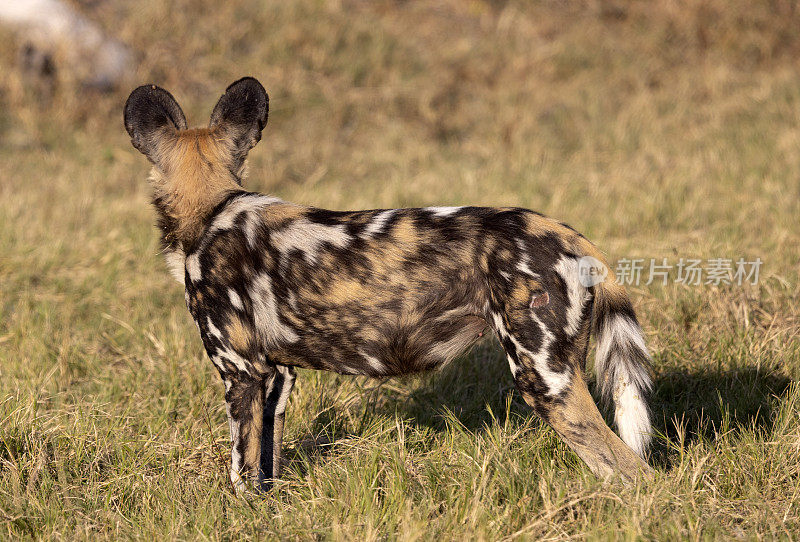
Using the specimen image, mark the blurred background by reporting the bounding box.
[1,0,799,538]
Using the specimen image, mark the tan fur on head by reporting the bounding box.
[150,128,241,248]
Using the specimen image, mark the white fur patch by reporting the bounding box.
[506,355,518,377]
[244,211,261,249]
[228,289,244,310]
[208,355,227,374]
[206,317,250,373]
[274,366,296,415]
[362,209,396,238]
[226,402,246,492]
[429,335,472,364]
[250,273,299,346]
[270,219,352,264]
[218,350,252,374]
[491,313,506,337]
[595,315,649,370]
[614,377,651,457]
[264,366,295,416]
[185,252,202,283]
[517,261,537,277]
[492,311,569,395]
[553,256,590,337]
[515,246,539,278]
[515,315,568,395]
[211,194,281,232]
[425,206,462,217]
[359,351,386,373]
[428,309,485,364]
[206,316,224,341]
[164,248,186,285]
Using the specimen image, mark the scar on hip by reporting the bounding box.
[530,291,549,308]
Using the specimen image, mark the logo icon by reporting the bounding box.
[578,256,608,287]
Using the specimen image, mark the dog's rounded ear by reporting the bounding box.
[124,85,187,161]
[209,77,268,164]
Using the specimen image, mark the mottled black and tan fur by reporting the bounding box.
[125,78,655,491]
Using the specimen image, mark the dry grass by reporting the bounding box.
[1,0,799,539]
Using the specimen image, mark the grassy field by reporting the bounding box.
[1,0,800,539]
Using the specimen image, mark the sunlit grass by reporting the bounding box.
[1,0,799,539]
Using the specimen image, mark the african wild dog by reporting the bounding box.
[124,77,654,491]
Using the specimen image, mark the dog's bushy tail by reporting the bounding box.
[571,239,654,458]
[590,274,653,457]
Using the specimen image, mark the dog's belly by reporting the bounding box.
[267,306,488,377]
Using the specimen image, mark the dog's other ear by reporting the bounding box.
[124,85,187,163]
[209,77,268,168]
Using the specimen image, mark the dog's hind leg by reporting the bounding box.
[521,364,653,482]
[259,365,295,487]
[493,299,652,482]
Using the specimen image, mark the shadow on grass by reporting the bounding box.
[283,402,348,477]
[402,348,790,444]
[285,343,791,474]
[647,366,791,468]
[282,343,517,473]
[396,344,524,433]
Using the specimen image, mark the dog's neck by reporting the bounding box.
[148,128,243,252]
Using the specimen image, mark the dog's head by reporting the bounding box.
[124,77,268,184]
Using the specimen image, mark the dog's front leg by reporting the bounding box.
[224,364,296,493]
[224,370,267,493]
[259,365,296,488]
